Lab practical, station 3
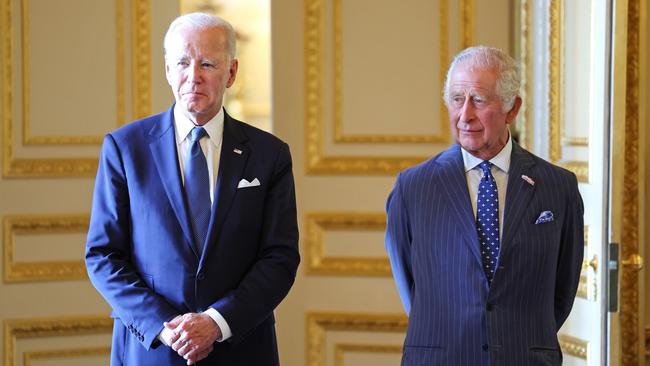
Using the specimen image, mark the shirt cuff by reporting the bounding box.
[203,308,232,342]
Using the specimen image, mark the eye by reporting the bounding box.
[451,95,465,106]
[176,60,189,67]
[201,62,215,68]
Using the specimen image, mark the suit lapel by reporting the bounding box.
[199,113,249,262]
[437,145,483,266]
[501,142,536,250]
[148,107,198,257]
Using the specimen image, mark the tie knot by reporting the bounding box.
[190,127,207,143]
[479,161,492,175]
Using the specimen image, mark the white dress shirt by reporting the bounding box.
[171,106,232,342]
[461,133,512,241]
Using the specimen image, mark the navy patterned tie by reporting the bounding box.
[476,161,500,283]
[184,127,211,253]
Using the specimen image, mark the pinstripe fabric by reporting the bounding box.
[385,142,584,366]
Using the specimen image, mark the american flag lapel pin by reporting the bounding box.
[521,174,535,186]
[233,148,243,155]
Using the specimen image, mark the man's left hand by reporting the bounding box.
[168,312,221,365]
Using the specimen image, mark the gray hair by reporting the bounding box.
[163,12,237,60]
[443,46,520,112]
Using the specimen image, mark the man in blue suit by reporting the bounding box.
[86,13,299,365]
[385,46,583,365]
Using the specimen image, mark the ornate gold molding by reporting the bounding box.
[332,0,450,144]
[519,0,533,149]
[3,214,89,282]
[4,316,112,366]
[132,0,151,120]
[548,0,589,183]
[23,347,111,366]
[460,0,474,49]
[576,226,597,301]
[621,0,641,364]
[306,312,407,366]
[1,0,148,177]
[304,0,466,174]
[305,212,390,276]
[558,334,588,360]
[334,343,402,366]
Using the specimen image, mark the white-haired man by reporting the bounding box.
[86,13,299,365]
[385,46,583,365]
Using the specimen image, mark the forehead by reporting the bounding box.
[448,64,499,93]
[166,25,228,57]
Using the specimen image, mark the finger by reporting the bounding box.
[164,315,184,329]
[186,345,212,365]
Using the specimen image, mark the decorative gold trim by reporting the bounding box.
[334,343,402,366]
[563,136,589,147]
[460,0,474,48]
[558,334,588,360]
[24,347,111,366]
[4,316,112,366]
[2,0,146,177]
[306,312,407,366]
[621,0,641,364]
[132,0,151,120]
[21,0,123,145]
[548,0,589,182]
[332,0,449,144]
[3,214,89,283]
[577,226,597,301]
[304,0,462,173]
[305,212,389,276]
[519,0,533,149]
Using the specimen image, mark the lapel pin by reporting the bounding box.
[521,174,535,186]
[233,148,242,155]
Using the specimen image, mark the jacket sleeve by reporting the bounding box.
[385,173,414,315]
[85,134,179,349]
[210,142,300,343]
[554,172,584,330]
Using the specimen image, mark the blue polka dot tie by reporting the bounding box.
[476,161,500,283]
[184,127,211,253]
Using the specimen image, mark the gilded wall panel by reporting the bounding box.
[1,0,150,178]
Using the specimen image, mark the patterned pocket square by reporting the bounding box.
[535,211,554,224]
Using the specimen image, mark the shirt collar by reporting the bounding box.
[173,106,224,146]
[461,132,512,173]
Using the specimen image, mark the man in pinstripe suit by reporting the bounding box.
[385,46,584,366]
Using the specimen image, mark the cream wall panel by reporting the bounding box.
[0,1,180,364]
[272,0,513,364]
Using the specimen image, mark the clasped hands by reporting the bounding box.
[160,313,221,365]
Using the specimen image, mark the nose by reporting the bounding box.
[459,98,475,124]
[186,62,202,83]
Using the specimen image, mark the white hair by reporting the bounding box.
[163,12,237,59]
[443,46,520,112]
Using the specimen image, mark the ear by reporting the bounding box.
[226,58,239,88]
[505,96,523,125]
[164,58,173,86]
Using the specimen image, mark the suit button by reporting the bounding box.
[482,344,489,351]
[197,273,205,280]
[486,303,494,311]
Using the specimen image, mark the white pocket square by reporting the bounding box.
[535,210,554,224]
[237,178,260,188]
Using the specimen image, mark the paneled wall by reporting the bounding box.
[271,0,512,365]
[0,1,177,364]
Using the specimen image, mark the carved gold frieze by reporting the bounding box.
[558,334,588,360]
[334,343,402,366]
[305,212,390,276]
[306,312,407,366]
[305,0,475,174]
[23,347,111,366]
[3,214,89,282]
[1,0,149,177]
[4,316,112,366]
[518,0,533,149]
[548,0,589,183]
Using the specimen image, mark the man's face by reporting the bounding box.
[446,64,520,160]
[165,25,238,125]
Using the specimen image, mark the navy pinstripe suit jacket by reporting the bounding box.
[385,142,584,366]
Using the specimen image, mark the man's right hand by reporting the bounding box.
[159,315,183,347]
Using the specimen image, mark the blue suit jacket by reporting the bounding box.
[85,106,300,365]
[385,143,583,366]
